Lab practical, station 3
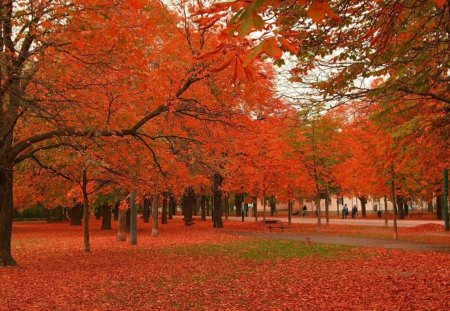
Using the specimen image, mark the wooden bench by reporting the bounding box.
[264,219,286,232]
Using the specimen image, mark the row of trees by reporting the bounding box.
[1,0,449,266]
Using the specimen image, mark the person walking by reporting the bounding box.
[342,204,349,219]
[352,205,358,218]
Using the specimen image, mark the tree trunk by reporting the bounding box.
[162,193,168,224]
[268,196,276,216]
[193,196,198,216]
[125,208,131,233]
[168,194,174,219]
[82,169,90,252]
[315,197,321,232]
[201,195,207,221]
[212,173,224,228]
[263,192,267,223]
[254,199,258,222]
[206,197,210,216]
[383,196,388,227]
[95,205,102,220]
[235,193,243,217]
[396,196,405,220]
[359,196,367,218]
[288,200,292,226]
[224,196,229,221]
[0,161,16,266]
[143,196,151,223]
[70,203,83,226]
[170,195,176,216]
[390,164,398,240]
[325,195,329,226]
[436,195,443,220]
[130,191,137,245]
[183,188,195,225]
[101,204,112,230]
[427,200,433,213]
[117,208,127,241]
[152,194,159,237]
[403,201,409,217]
[113,200,119,221]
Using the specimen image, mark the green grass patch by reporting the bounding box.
[165,239,352,261]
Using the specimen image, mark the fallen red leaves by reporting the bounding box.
[1,219,449,310]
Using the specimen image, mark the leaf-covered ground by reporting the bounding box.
[1,219,449,310]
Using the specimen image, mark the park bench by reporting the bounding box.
[264,219,286,232]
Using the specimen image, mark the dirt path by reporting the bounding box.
[228,231,450,252]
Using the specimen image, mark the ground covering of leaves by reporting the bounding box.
[1,219,449,310]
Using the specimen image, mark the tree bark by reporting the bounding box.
[263,192,267,223]
[288,200,292,225]
[143,196,150,223]
[82,169,90,252]
[168,194,174,219]
[268,196,277,216]
[206,197,210,216]
[152,194,159,237]
[396,196,405,220]
[183,188,195,225]
[254,199,258,222]
[427,200,433,213]
[101,203,112,230]
[162,192,168,224]
[436,195,443,220]
[383,196,388,227]
[315,197,321,232]
[113,200,119,221]
[390,164,398,240]
[130,191,137,245]
[235,193,243,216]
[0,160,16,266]
[359,196,367,218]
[212,173,224,228]
[125,208,130,233]
[70,203,83,226]
[325,195,329,226]
[117,208,127,241]
[200,195,207,221]
[224,196,229,221]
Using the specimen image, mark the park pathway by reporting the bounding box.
[224,215,445,228]
[227,231,450,252]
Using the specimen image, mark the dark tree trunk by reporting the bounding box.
[169,195,175,218]
[193,196,199,216]
[212,173,224,228]
[254,199,258,222]
[325,196,329,225]
[436,195,443,220]
[427,200,433,213]
[101,204,112,230]
[396,196,405,220]
[235,193,243,217]
[117,208,127,241]
[315,197,321,232]
[288,200,292,225]
[162,193,168,224]
[70,203,83,226]
[268,196,276,216]
[152,194,159,237]
[0,161,16,266]
[143,196,151,223]
[359,196,367,218]
[113,201,119,221]
[183,188,195,225]
[206,197,210,216]
[224,196,229,221]
[126,208,130,233]
[201,195,207,221]
[384,196,388,227]
[82,169,90,252]
[95,205,102,220]
[403,201,409,216]
[53,206,65,221]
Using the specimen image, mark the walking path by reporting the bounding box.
[224,216,445,228]
[228,231,450,252]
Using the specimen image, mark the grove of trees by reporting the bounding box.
[0,0,448,266]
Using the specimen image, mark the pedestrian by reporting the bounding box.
[342,204,349,219]
[352,205,358,218]
[302,205,307,217]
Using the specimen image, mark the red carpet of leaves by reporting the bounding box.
[1,218,449,310]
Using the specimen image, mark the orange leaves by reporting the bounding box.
[307,0,338,23]
[126,0,146,10]
[433,0,446,8]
